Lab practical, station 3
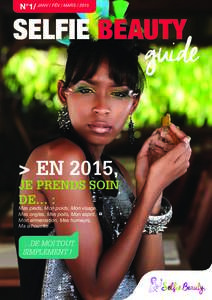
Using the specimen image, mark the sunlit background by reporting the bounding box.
[2,44,212,127]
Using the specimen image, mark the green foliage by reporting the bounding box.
[3,44,212,127]
[3,47,66,111]
[135,44,212,127]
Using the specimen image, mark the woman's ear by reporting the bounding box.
[130,98,139,114]
[57,80,67,104]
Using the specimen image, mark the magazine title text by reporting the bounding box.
[13,18,187,41]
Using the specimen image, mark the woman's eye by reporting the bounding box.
[75,86,95,94]
[111,90,129,98]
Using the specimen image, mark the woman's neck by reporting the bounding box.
[87,144,105,161]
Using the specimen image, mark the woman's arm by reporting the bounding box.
[30,137,190,300]
[132,124,191,282]
[112,160,165,282]
[133,234,164,283]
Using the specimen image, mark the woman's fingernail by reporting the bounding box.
[183,136,191,143]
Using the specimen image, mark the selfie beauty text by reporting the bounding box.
[13,18,199,76]
[13,18,187,40]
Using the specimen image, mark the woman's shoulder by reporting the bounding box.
[28,137,86,162]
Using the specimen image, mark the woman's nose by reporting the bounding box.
[93,107,110,115]
[92,94,110,115]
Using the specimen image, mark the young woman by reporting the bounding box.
[14,39,191,300]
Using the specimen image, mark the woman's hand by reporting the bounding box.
[135,123,191,213]
[149,124,191,194]
[148,136,191,193]
[134,129,170,212]
[135,126,176,192]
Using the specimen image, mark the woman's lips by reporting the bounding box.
[88,122,112,134]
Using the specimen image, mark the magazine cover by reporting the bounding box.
[0,0,211,299]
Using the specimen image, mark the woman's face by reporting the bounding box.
[62,61,138,147]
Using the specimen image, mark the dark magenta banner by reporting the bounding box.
[13,0,96,13]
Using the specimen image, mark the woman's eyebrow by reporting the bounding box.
[81,79,96,85]
[81,79,128,88]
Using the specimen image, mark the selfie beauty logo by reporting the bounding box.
[12,0,200,75]
[148,276,206,295]
[125,268,212,300]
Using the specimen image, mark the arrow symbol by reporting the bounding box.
[19,165,30,175]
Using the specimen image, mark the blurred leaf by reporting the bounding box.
[3,47,66,110]
[2,44,212,127]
